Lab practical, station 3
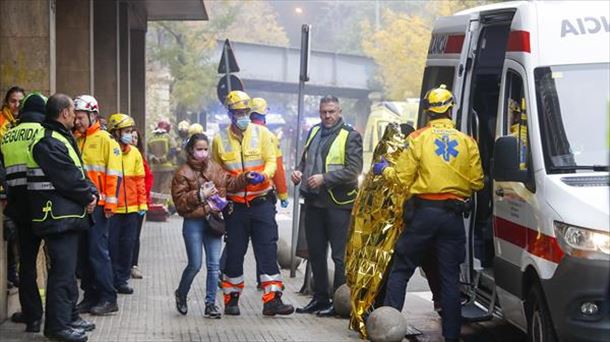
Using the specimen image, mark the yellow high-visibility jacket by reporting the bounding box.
[116,145,148,214]
[384,118,484,200]
[269,131,288,201]
[212,124,276,204]
[77,122,122,212]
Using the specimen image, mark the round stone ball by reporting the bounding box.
[366,306,408,342]
[277,238,301,269]
[333,284,352,318]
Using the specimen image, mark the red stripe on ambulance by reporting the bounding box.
[493,216,564,264]
[506,30,531,53]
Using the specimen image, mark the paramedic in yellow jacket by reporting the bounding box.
[373,85,483,342]
[213,90,294,317]
[74,95,121,315]
[107,113,148,296]
[0,86,24,137]
[249,97,289,208]
[509,98,528,170]
[148,118,177,208]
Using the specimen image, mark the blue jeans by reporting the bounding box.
[177,218,222,304]
[109,213,139,287]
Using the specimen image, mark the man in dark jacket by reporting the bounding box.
[0,93,47,332]
[28,93,98,342]
[291,95,363,316]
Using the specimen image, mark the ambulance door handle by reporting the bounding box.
[495,188,504,197]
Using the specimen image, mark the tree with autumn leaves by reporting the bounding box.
[361,0,492,100]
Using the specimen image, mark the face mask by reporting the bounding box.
[120,133,133,145]
[235,117,250,131]
[193,149,208,161]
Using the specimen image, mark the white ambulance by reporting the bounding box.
[418,1,609,341]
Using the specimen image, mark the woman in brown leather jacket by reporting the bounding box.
[171,133,244,319]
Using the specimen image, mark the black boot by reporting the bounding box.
[224,293,240,316]
[44,328,88,342]
[76,297,97,314]
[175,290,187,315]
[263,292,295,316]
[90,301,119,316]
[69,318,96,332]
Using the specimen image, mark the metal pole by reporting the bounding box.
[224,43,231,93]
[290,25,311,278]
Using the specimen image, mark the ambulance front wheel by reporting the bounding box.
[526,283,557,342]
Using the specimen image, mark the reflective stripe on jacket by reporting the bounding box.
[77,121,122,212]
[383,118,484,199]
[212,124,276,204]
[116,145,148,214]
[147,132,176,171]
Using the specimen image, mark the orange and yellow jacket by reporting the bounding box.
[212,124,276,204]
[383,118,484,200]
[269,132,288,201]
[0,106,17,138]
[116,145,148,214]
[76,121,122,212]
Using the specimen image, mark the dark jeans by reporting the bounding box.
[384,205,466,340]
[109,213,138,287]
[177,218,222,304]
[224,201,281,290]
[304,204,350,303]
[16,219,43,322]
[79,206,117,303]
[44,231,80,333]
[131,214,145,267]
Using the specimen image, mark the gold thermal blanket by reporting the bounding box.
[346,123,408,339]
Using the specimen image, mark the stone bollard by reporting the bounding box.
[277,238,302,269]
[366,306,408,342]
[333,284,351,318]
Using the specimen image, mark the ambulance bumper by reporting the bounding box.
[542,255,610,342]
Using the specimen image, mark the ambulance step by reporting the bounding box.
[461,302,493,322]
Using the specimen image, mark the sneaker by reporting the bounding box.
[224,293,240,316]
[204,303,221,319]
[90,301,119,316]
[131,266,143,279]
[175,290,187,315]
[262,292,294,316]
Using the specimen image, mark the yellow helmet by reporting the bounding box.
[107,113,135,131]
[250,97,268,115]
[423,84,454,114]
[177,120,190,132]
[188,123,204,136]
[224,90,251,111]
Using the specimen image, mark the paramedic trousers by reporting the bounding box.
[79,206,117,303]
[109,213,139,287]
[384,204,465,340]
[304,204,350,304]
[223,200,281,291]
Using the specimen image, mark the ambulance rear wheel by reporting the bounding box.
[526,283,557,342]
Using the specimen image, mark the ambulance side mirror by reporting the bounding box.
[492,136,527,183]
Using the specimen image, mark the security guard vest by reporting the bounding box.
[27,129,87,225]
[304,125,358,205]
[0,122,45,220]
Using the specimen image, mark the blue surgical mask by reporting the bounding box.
[235,117,250,131]
[120,133,133,145]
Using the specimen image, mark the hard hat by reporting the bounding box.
[224,90,251,111]
[74,95,99,113]
[250,97,268,115]
[423,84,454,114]
[188,123,204,136]
[177,120,190,132]
[157,118,171,132]
[107,113,135,131]
[20,92,47,113]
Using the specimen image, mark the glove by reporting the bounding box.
[372,157,389,175]
[247,171,265,185]
[280,199,289,208]
[138,210,147,216]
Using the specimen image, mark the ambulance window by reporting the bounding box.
[418,66,455,127]
[503,70,529,171]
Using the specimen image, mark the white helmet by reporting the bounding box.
[74,95,99,113]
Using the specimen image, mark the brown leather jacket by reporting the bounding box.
[171,155,246,218]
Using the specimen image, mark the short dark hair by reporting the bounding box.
[320,95,339,106]
[185,133,209,156]
[3,86,25,107]
[133,129,145,154]
[46,93,72,119]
